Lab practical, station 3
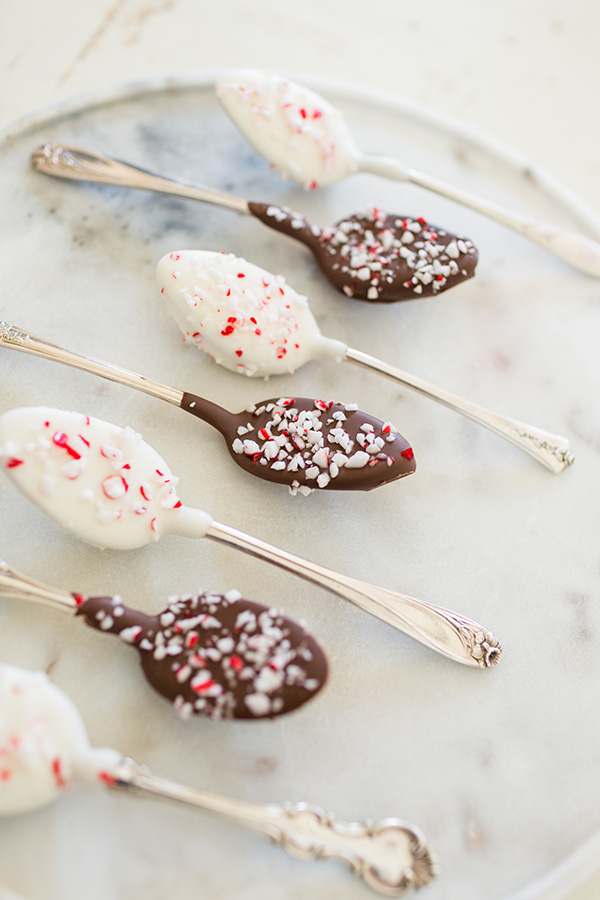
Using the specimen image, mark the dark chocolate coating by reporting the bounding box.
[248,202,478,302]
[76,591,328,720]
[180,394,416,493]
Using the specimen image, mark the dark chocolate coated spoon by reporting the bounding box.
[30,142,478,302]
[0,562,327,720]
[0,322,416,494]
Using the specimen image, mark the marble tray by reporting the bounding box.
[0,74,599,900]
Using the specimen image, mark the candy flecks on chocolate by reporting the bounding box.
[77,590,328,720]
[231,397,413,496]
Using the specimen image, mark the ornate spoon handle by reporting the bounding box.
[357,154,600,277]
[344,347,574,474]
[111,757,437,896]
[205,522,501,668]
[30,143,250,215]
[0,321,182,406]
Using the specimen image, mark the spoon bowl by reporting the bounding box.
[0,562,328,720]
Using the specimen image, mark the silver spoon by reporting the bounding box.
[0,321,417,494]
[112,756,438,896]
[30,142,478,303]
[216,69,600,278]
[156,249,574,474]
[0,662,436,895]
[0,405,501,668]
[0,561,328,720]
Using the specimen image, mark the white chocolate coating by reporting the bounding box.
[157,250,346,377]
[0,663,120,817]
[216,69,359,189]
[0,407,213,550]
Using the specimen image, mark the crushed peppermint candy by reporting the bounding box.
[248,202,478,302]
[226,397,413,495]
[77,590,327,720]
[0,407,187,550]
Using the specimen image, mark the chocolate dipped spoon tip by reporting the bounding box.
[0,321,416,494]
[30,142,478,301]
[0,562,327,720]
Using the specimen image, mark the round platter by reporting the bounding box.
[0,73,599,900]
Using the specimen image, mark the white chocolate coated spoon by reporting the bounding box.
[0,662,437,895]
[0,406,501,668]
[216,69,600,278]
[157,250,574,473]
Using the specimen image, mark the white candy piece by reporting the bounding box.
[0,407,213,550]
[0,663,120,817]
[157,251,346,377]
[216,69,359,189]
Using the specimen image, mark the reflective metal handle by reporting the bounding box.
[112,757,437,896]
[205,522,500,668]
[0,561,75,612]
[30,142,250,214]
[345,347,574,474]
[0,321,182,406]
[358,154,600,277]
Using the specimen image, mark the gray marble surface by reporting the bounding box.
[0,78,599,899]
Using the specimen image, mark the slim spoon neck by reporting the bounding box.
[113,757,256,818]
[179,391,235,431]
[358,152,600,277]
[110,757,437,894]
[0,561,76,612]
[0,321,183,406]
[204,522,500,668]
[357,153,411,182]
[343,347,574,474]
[30,143,251,216]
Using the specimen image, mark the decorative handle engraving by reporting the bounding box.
[30,142,249,214]
[345,347,574,473]
[0,321,27,345]
[205,522,501,668]
[112,758,437,895]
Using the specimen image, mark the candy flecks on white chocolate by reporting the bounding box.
[0,407,213,550]
[157,250,346,377]
[216,69,359,189]
[0,663,120,817]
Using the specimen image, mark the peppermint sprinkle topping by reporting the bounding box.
[77,591,327,720]
[229,398,405,495]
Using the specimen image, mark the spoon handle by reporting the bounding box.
[111,756,437,896]
[0,561,75,612]
[30,143,250,215]
[345,347,573,473]
[205,522,500,668]
[0,321,182,406]
[357,154,600,277]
